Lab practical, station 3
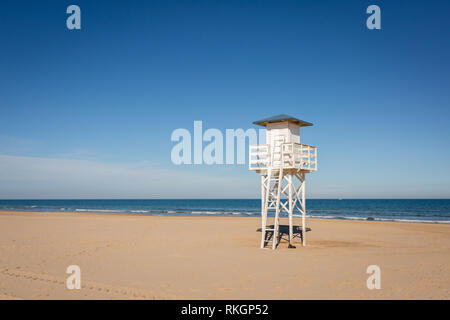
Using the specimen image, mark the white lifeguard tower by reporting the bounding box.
[249,114,317,249]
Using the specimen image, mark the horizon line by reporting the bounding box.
[1,198,450,201]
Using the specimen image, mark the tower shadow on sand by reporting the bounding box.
[256,225,311,248]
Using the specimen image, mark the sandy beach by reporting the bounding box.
[0,210,449,300]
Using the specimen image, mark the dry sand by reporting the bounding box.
[0,210,449,299]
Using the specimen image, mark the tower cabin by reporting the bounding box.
[249,114,317,249]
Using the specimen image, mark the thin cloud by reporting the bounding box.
[0,154,256,199]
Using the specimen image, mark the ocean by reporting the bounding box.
[0,199,449,223]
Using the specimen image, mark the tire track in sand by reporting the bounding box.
[0,268,182,299]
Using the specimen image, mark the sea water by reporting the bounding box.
[0,199,449,223]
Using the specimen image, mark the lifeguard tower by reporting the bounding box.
[249,114,317,249]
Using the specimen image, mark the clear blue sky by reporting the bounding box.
[0,0,449,199]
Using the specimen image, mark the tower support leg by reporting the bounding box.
[300,174,306,246]
[260,174,268,248]
[272,169,283,250]
[288,174,294,247]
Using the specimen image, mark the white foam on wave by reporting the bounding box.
[66,208,450,224]
[374,217,450,224]
[188,210,257,216]
[303,214,450,224]
[75,209,124,213]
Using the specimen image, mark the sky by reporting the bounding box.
[0,0,449,199]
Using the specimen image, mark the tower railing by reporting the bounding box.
[249,142,317,172]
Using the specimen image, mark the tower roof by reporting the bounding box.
[253,114,313,127]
